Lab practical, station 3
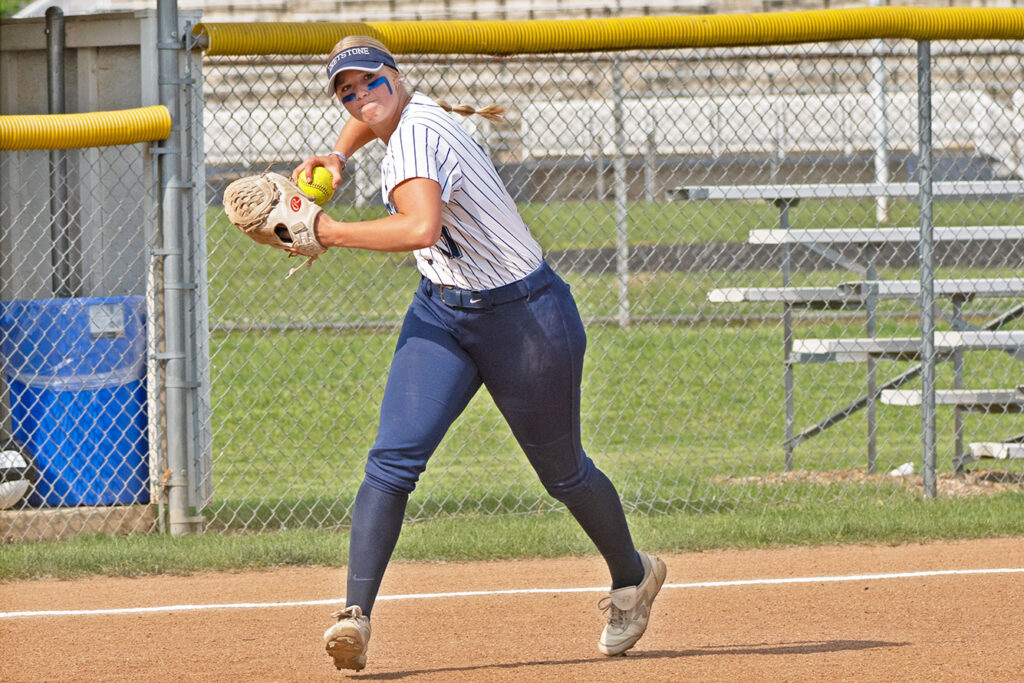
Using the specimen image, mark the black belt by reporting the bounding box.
[426,262,552,309]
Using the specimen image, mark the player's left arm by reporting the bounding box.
[314,177,442,253]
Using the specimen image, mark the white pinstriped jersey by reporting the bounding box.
[380,92,543,290]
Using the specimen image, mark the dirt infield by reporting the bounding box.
[3,537,1024,681]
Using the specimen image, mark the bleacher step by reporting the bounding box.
[708,278,1024,307]
[969,442,1024,459]
[749,226,1024,245]
[880,389,1024,413]
[837,278,1024,299]
[672,180,1024,202]
[790,330,1024,363]
[707,286,857,305]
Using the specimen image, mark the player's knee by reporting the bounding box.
[364,452,425,496]
[541,456,599,508]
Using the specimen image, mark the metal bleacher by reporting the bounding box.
[883,387,1024,467]
[683,180,1024,474]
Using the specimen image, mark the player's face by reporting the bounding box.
[335,68,400,124]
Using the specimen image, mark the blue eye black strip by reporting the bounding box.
[368,76,393,94]
[341,76,392,104]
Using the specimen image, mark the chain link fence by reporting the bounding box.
[198,39,1024,532]
[0,140,162,538]
[3,14,1024,540]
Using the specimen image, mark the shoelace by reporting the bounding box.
[598,596,630,631]
[330,608,364,622]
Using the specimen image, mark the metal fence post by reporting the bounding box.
[158,0,195,534]
[917,39,937,499]
[869,0,890,224]
[45,7,75,299]
[612,56,630,328]
[182,22,214,519]
[780,200,795,472]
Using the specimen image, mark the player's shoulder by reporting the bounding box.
[404,92,447,118]
[398,93,467,137]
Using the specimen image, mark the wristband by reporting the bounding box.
[329,150,347,165]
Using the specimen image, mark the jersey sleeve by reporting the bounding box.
[390,122,462,203]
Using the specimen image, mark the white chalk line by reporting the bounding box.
[3,567,1023,620]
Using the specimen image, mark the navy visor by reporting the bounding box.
[327,46,398,94]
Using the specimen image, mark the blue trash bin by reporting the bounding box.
[0,296,149,507]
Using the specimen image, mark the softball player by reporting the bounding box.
[294,36,666,672]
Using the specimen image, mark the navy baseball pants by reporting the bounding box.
[346,262,643,613]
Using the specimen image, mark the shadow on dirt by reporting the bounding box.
[352,639,909,679]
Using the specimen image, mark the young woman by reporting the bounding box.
[293,36,666,672]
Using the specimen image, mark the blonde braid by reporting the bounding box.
[436,100,507,123]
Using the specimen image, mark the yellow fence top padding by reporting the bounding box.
[0,105,172,151]
[192,7,1024,56]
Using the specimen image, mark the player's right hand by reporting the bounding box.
[292,154,344,189]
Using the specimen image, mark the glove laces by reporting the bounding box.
[286,252,320,278]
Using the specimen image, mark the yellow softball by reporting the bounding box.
[296,166,334,205]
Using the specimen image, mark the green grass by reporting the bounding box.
[0,0,30,16]
[200,190,1024,533]
[524,196,1024,249]
[3,492,1023,580]
[212,196,1024,261]
[204,319,1022,530]
[207,195,1024,326]
[5,195,1022,578]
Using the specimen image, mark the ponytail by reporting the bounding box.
[436,100,506,123]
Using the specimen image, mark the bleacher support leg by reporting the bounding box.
[952,296,966,473]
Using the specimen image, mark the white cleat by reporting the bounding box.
[323,605,371,671]
[598,552,667,656]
